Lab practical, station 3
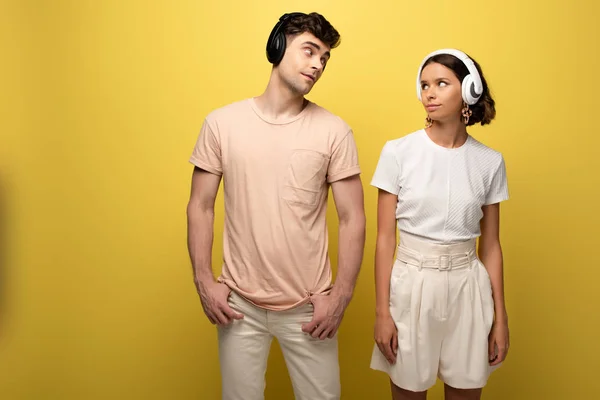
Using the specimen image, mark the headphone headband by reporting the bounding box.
[416,48,484,105]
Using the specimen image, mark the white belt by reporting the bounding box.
[396,245,475,271]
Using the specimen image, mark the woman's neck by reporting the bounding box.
[425,119,468,149]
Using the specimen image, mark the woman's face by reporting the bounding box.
[420,62,463,123]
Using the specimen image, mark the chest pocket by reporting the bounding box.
[282,149,329,206]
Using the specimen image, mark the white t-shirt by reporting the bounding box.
[371,129,509,244]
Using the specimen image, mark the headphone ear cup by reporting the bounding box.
[271,33,286,65]
[266,20,284,64]
[267,12,303,65]
[462,74,477,105]
[266,33,279,63]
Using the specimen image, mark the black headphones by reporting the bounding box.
[266,12,307,65]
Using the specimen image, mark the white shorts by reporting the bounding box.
[370,232,500,391]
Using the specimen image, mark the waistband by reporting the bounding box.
[396,232,477,271]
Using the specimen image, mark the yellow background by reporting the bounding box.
[1,0,598,399]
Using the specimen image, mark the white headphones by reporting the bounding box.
[416,48,483,105]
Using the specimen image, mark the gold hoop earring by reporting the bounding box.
[461,104,472,125]
[425,116,433,128]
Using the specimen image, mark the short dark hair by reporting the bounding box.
[423,53,496,126]
[283,12,341,49]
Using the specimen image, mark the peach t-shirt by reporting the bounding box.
[189,98,361,311]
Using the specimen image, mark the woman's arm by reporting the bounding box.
[375,190,399,317]
[373,189,400,364]
[479,202,509,365]
[479,203,507,322]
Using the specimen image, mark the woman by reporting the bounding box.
[369,49,510,400]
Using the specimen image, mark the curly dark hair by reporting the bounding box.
[283,12,341,49]
[423,53,496,126]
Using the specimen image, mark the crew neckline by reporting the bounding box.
[249,97,313,125]
[420,129,471,152]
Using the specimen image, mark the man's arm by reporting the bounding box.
[330,174,366,303]
[187,167,220,287]
[187,167,242,325]
[301,174,366,339]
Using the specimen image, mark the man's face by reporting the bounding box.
[275,32,331,95]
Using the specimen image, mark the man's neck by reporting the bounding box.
[253,72,307,121]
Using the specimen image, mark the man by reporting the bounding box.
[187,12,365,400]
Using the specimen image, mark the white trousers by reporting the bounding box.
[217,292,341,400]
[371,233,500,391]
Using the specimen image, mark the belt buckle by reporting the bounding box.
[438,254,451,270]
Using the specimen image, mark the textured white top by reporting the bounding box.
[371,129,509,244]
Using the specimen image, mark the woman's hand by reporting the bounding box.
[375,312,398,364]
[488,319,509,366]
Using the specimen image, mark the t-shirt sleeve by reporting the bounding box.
[327,130,361,183]
[485,156,509,205]
[189,118,223,176]
[371,141,401,195]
